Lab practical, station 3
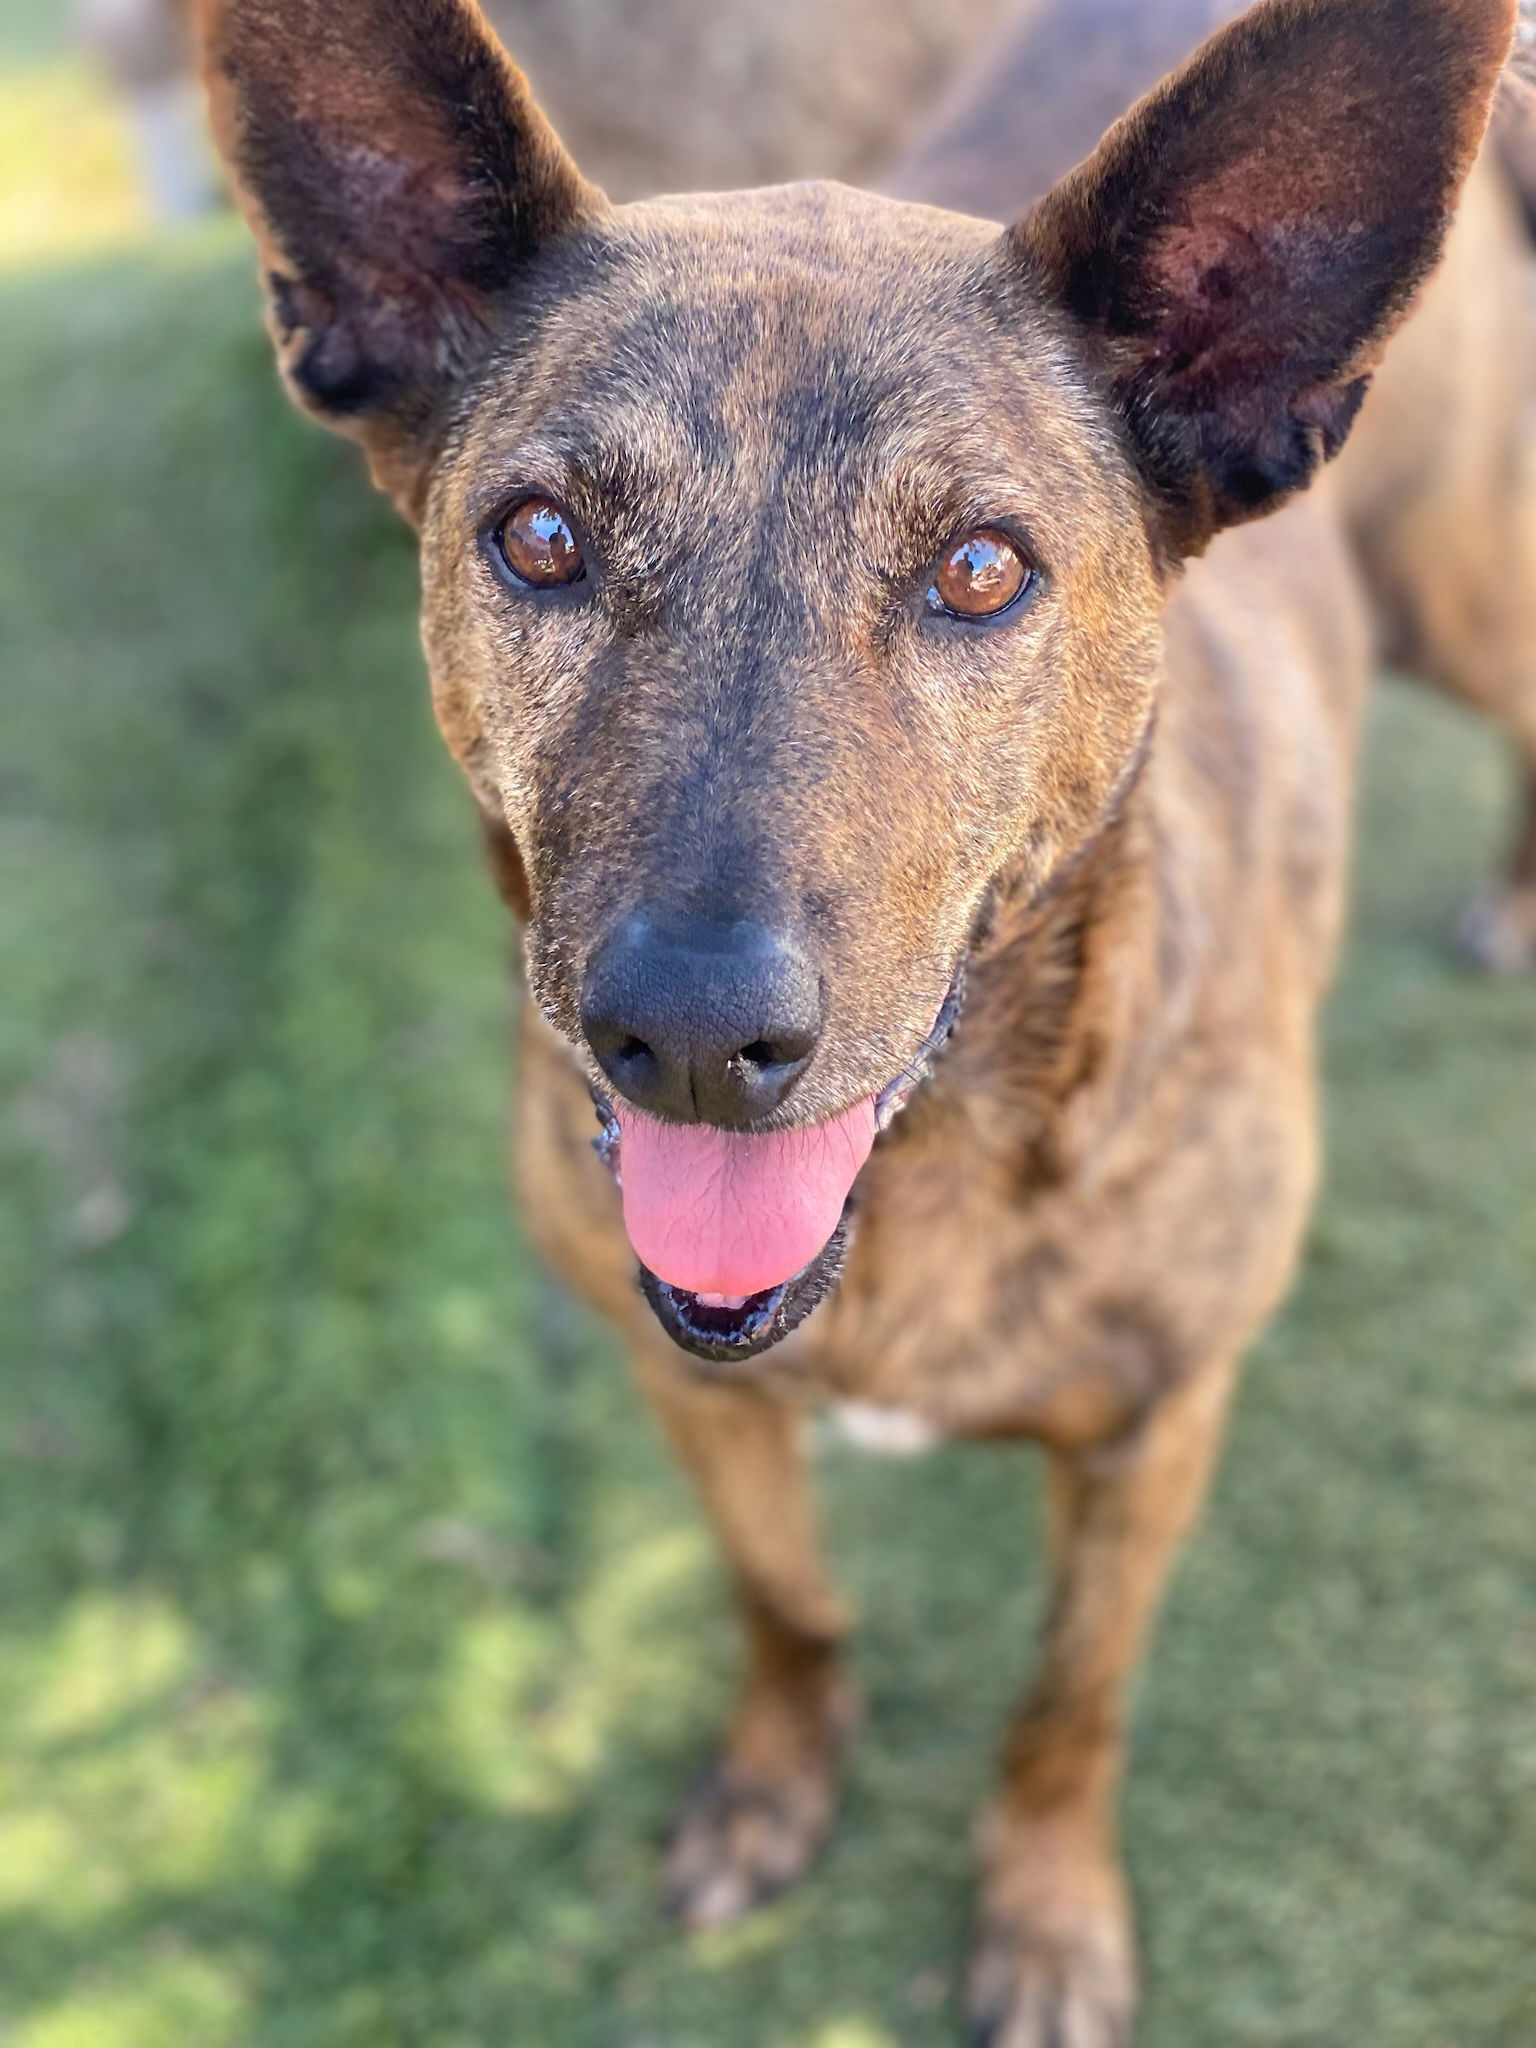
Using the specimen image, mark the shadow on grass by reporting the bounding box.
[1,240,1533,2048]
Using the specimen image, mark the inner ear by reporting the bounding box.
[200,0,602,488]
[1014,0,1516,556]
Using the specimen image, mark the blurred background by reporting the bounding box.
[1,2,1534,2044]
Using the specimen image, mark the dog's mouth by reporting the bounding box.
[592,967,965,1367]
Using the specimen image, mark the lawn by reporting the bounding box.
[2,107,1535,2048]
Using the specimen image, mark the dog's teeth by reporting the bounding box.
[696,1291,749,1310]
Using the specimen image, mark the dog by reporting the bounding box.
[196,0,1528,2040]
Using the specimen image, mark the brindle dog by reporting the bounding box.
[198,0,1524,2040]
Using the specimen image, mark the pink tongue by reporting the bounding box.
[614,1099,878,1297]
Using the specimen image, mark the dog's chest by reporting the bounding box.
[825,1399,941,1456]
[788,1153,1090,1436]
[790,1055,1317,1443]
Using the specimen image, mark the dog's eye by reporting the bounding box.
[927,528,1034,620]
[495,497,586,588]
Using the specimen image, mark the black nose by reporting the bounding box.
[580,910,823,1126]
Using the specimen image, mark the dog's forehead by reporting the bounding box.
[457,183,1103,492]
[588,182,1008,356]
[609,181,1001,316]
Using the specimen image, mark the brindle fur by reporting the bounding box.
[198,1,1529,2040]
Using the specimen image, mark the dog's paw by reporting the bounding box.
[967,1910,1137,2048]
[1454,882,1536,975]
[662,1752,839,1930]
[967,1817,1138,2048]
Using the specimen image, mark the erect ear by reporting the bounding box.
[197,0,602,508]
[1014,0,1516,559]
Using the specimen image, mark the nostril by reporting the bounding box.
[613,1037,662,1092]
[589,1019,663,1101]
[731,1034,816,1077]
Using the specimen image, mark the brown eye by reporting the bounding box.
[495,496,586,588]
[928,527,1033,620]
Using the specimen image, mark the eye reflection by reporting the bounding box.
[927,528,1033,620]
[495,497,586,588]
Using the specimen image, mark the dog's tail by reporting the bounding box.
[1496,0,1536,234]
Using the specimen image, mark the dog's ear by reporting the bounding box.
[1014,0,1515,558]
[198,0,601,508]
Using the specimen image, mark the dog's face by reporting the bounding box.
[200,0,1512,1357]
[416,189,1171,1357]
[420,187,1159,1113]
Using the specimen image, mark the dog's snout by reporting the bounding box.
[580,911,823,1127]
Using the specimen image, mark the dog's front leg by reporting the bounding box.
[969,1358,1237,2048]
[630,1346,855,1931]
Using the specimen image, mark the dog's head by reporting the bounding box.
[200,0,1513,1360]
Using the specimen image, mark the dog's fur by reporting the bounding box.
[197,1,1530,2040]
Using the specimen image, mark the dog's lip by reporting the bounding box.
[637,1215,852,1369]
[589,958,967,1364]
[871,960,967,1132]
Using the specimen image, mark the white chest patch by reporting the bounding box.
[826,1401,941,1458]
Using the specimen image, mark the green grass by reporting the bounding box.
[2,233,1534,2048]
